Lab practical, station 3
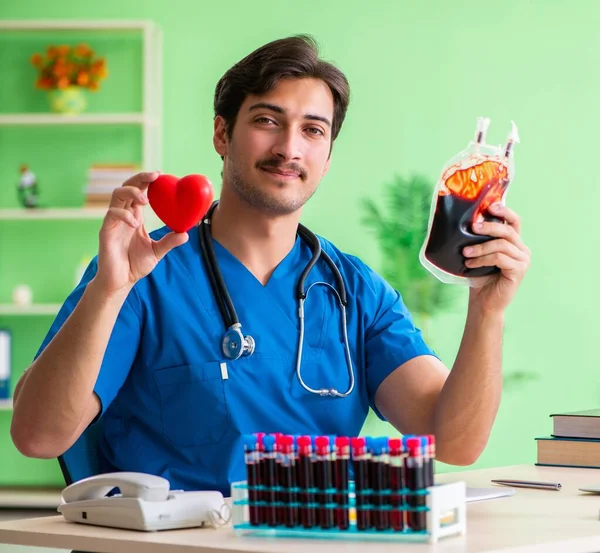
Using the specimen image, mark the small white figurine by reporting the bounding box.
[12,284,33,306]
[18,164,40,208]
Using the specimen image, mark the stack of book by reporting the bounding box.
[536,409,600,468]
[83,163,139,208]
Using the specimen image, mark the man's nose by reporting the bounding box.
[271,127,302,161]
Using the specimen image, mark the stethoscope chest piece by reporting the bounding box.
[199,200,354,396]
[222,323,255,360]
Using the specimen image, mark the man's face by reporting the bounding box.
[214,77,334,216]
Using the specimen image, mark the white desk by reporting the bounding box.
[2,465,600,553]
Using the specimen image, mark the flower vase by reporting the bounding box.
[48,86,87,115]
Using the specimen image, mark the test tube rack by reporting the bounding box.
[231,479,466,544]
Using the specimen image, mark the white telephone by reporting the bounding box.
[57,472,230,532]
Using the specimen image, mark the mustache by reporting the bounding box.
[257,158,307,179]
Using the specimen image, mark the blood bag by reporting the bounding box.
[419,117,519,286]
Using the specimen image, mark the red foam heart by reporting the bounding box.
[148,174,214,233]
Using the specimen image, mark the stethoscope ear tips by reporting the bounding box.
[222,325,255,360]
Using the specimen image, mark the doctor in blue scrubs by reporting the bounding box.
[11,35,531,496]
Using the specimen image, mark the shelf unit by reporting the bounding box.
[0,21,164,420]
[0,113,151,126]
[0,304,61,316]
[0,208,106,220]
[0,206,159,229]
[0,19,163,172]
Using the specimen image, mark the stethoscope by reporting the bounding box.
[198,201,355,398]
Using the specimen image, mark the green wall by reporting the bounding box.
[1,0,597,486]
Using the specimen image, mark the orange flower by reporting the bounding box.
[76,71,90,86]
[52,63,69,78]
[75,43,92,57]
[56,76,70,89]
[33,43,107,90]
[36,77,53,90]
[30,53,43,68]
[91,58,104,71]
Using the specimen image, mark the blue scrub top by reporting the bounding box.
[37,225,435,496]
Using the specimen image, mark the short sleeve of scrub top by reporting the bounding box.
[34,257,142,419]
[343,254,438,420]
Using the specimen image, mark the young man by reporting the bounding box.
[11,36,530,495]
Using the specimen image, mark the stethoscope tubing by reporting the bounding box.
[198,200,355,397]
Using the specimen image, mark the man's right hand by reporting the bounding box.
[94,171,189,296]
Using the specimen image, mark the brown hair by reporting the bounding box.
[214,35,350,143]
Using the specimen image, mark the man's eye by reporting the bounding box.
[306,127,324,136]
[256,117,275,124]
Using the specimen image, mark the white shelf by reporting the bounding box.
[0,113,149,126]
[0,207,162,231]
[0,304,61,316]
[0,20,156,31]
[0,208,106,220]
[0,398,13,410]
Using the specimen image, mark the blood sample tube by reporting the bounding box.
[405,437,427,532]
[296,435,317,529]
[420,436,431,489]
[334,436,350,530]
[279,435,298,527]
[254,432,266,524]
[351,437,371,531]
[426,435,436,487]
[388,438,405,531]
[371,441,390,531]
[275,434,286,526]
[315,436,335,529]
[243,434,260,525]
[261,435,278,526]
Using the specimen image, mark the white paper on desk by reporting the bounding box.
[466,487,516,502]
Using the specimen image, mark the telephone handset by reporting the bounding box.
[58,472,230,532]
[61,472,170,503]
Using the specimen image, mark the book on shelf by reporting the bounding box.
[87,163,139,184]
[0,330,10,400]
[551,409,600,439]
[83,163,140,208]
[536,436,600,468]
[83,200,111,209]
[89,162,138,169]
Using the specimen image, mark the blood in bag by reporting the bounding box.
[420,118,519,285]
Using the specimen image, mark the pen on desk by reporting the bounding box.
[491,479,562,491]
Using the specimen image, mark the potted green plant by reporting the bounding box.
[361,173,456,340]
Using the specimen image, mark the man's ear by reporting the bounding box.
[213,116,228,157]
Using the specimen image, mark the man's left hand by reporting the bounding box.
[462,203,531,314]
